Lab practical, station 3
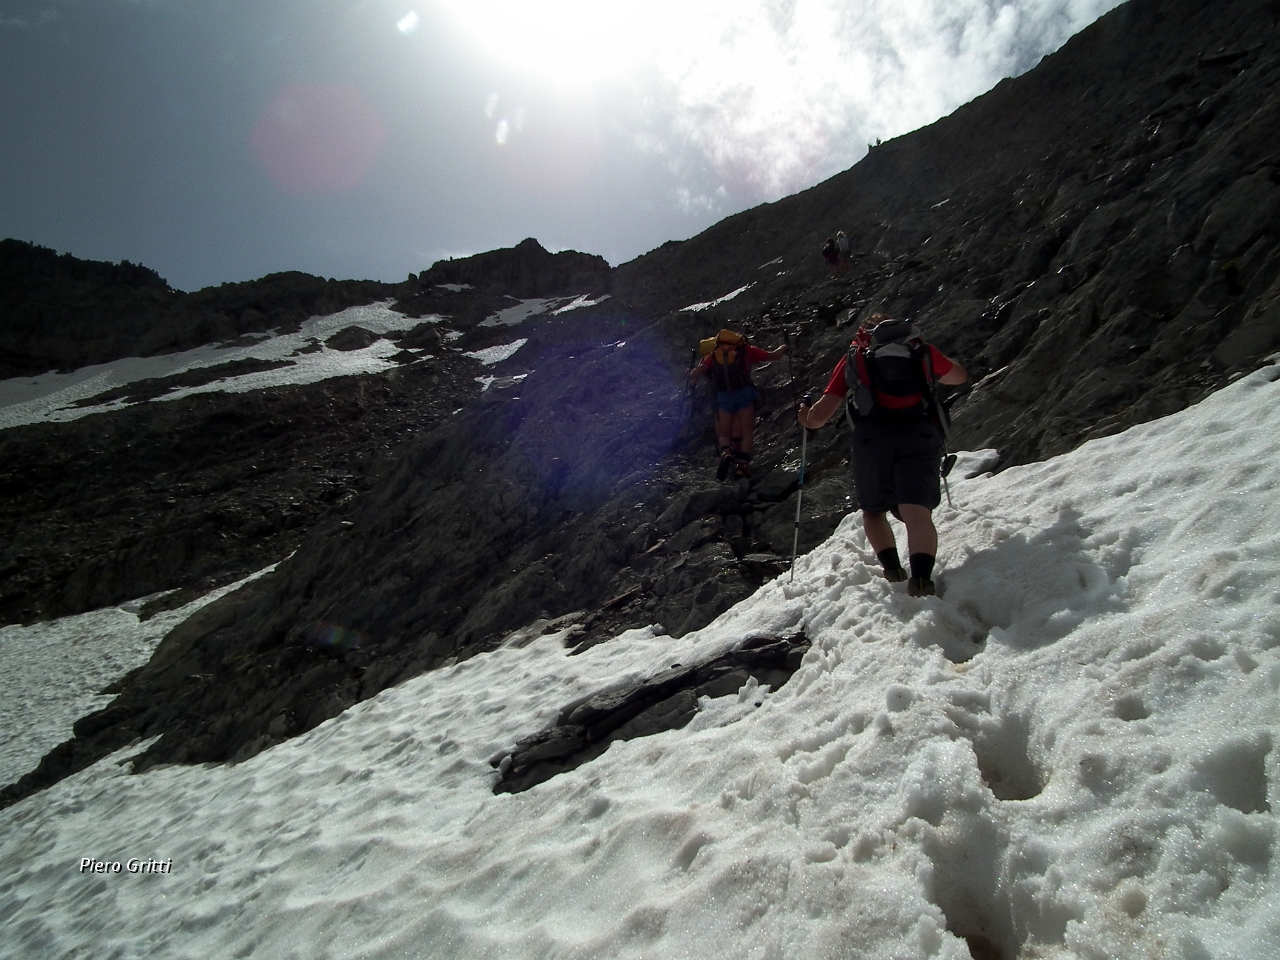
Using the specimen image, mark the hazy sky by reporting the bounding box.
[0,0,1123,291]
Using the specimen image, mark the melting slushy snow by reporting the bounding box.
[2,366,1279,959]
[0,302,425,430]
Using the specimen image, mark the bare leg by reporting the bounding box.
[714,409,734,452]
[897,504,938,557]
[733,407,755,454]
[862,510,896,553]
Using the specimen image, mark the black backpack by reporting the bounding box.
[845,320,939,424]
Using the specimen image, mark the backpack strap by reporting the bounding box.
[711,331,751,392]
[917,343,952,441]
[854,346,872,390]
[844,332,876,419]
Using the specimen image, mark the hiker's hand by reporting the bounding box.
[798,393,835,429]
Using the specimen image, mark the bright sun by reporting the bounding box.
[434,0,692,91]
[427,0,1104,200]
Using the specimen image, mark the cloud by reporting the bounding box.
[675,185,726,214]
[631,0,1125,202]
[438,0,1123,208]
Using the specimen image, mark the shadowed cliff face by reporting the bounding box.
[5,0,1280,806]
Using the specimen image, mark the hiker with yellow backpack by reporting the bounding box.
[689,329,790,480]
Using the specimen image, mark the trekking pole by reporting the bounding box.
[924,355,957,508]
[784,330,800,415]
[674,346,696,446]
[790,424,809,582]
[941,448,956,507]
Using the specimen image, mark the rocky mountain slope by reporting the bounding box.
[0,239,401,378]
[0,242,621,627]
[616,0,1280,466]
[3,0,1279,807]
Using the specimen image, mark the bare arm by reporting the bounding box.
[939,360,967,386]
[764,344,791,361]
[798,392,842,430]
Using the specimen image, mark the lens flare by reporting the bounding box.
[396,11,419,35]
[511,336,682,506]
[251,85,387,195]
[302,621,364,653]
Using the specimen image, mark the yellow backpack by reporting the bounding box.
[699,330,751,391]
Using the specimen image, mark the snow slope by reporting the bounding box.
[0,565,282,788]
[681,283,754,312]
[0,303,428,430]
[478,295,609,327]
[1,365,1278,959]
[0,296,605,431]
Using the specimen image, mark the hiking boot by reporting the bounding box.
[716,450,734,481]
[734,460,752,479]
[883,567,908,583]
[907,577,935,597]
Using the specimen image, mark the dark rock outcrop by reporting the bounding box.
[493,633,811,794]
[417,237,612,298]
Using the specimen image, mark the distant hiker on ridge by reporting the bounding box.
[836,230,851,274]
[821,237,839,276]
[797,315,966,596]
[690,330,790,481]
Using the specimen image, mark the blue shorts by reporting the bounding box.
[716,386,759,414]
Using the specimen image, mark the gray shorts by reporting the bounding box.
[852,418,943,513]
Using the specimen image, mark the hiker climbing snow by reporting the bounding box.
[797,315,966,596]
[690,329,790,480]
